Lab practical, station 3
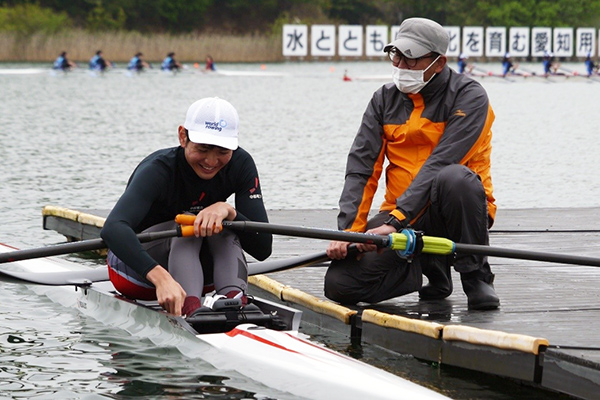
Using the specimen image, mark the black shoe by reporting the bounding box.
[419,258,453,300]
[418,281,453,300]
[461,272,500,310]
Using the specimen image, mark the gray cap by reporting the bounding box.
[384,18,449,58]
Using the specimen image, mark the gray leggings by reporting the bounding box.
[109,221,248,299]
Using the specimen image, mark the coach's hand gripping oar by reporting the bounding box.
[0,225,196,265]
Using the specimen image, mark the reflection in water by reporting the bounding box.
[108,376,271,399]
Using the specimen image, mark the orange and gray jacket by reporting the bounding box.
[338,66,496,232]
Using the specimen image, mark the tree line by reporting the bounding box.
[1,0,600,36]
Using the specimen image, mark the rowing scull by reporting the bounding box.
[0,243,450,400]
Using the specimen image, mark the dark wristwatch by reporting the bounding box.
[383,215,407,232]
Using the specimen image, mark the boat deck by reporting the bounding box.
[41,206,600,400]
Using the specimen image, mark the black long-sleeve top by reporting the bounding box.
[100,146,272,277]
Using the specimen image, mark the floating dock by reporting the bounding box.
[41,205,600,400]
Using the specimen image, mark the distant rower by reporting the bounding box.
[128,52,150,72]
[53,51,76,71]
[161,52,183,71]
[89,50,112,72]
[205,55,216,71]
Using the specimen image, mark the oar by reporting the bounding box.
[0,249,332,286]
[0,225,194,264]
[556,66,579,77]
[0,267,110,286]
[218,219,600,268]
[248,251,329,275]
[471,65,494,76]
[517,66,538,76]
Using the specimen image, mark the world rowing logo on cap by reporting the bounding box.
[205,119,227,132]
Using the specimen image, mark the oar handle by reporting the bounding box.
[175,214,196,225]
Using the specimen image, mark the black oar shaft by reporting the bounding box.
[456,243,600,267]
[225,220,600,268]
[223,220,390,246]
[0,228,183,264]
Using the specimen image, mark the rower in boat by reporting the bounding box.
[205,54,216,71]
[343,69,352,81]
[161,52,183,72]
[457,53,474,75]
[501,52,517,77]
[52,51,76,72]
[585,53,598,77]
[542,51,560,77]
[127,52,150,72]
[100,97,272,317]
[89,50,112,72]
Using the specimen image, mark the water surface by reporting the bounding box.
[1,61,594,399]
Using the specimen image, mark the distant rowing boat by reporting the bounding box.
[0,67,288,77]
[469,72,600,83]
[0,68,48,75]
[0,242,450,400]
[344,71,600,83]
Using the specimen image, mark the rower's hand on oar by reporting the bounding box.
[193,203,237,237]
[146,265,187,315]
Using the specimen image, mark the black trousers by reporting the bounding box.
[324,164,491,305]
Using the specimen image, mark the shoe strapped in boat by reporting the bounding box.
[225,290,248,306]
[186,291,252,319]
[202,291,247,311]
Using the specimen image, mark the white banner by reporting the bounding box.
[365,25,388,56]
[283,24,592,58]
[508,27,529,57]
[576,28,596,57]
[283,25,308,56]
[553,27,573,57]
[445,26,461,57]
[390,25,401,44]
[462,26,484,57]
[531,27,552,56]
[338,25,363,57]
[311,25,336,57]
[486,27,506,57]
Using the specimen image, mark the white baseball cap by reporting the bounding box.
[384,17,449,58]
[184,97,239,150]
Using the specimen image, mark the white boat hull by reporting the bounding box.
[0,244,450,400]
[0,68,48,75]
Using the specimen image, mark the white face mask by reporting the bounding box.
[392,55,441,94]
